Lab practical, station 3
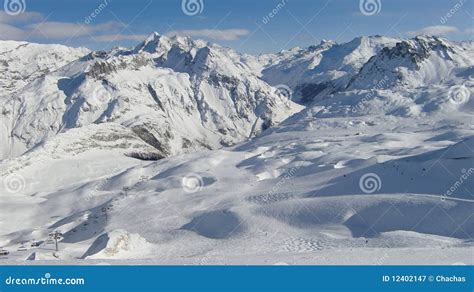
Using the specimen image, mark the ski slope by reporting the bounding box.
[0,35,472,265]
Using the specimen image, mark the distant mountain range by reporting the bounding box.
[1,34,472,160]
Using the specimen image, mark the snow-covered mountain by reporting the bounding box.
[261,36,400,103]
[0,34,473,265]
[0,33,301,159]
[0,41,89,98]
[347,36,474,89]
[308,36,474,119]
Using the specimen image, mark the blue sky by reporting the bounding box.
[0,0,473,54]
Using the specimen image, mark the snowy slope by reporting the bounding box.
[0,34,473,265]
[1,101,472,264]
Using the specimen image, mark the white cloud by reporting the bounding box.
[27,22,92,39]
[167,29,249,41]
[0,17,126,41]
[0,11,44,23]
[0,22,27,40]
[26,21,123,39]
[0,10,248,44]
[464,28,474,35]
[406,25,459,37]
[0,9,131,41]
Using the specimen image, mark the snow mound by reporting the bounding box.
[181,210,244,239]
[84,230,155,259]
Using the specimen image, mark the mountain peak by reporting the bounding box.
[134,31,162,53]
[133,32,209,55]
[143,31,161,43]
[318,39,336,46]
[347,36,471,90]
